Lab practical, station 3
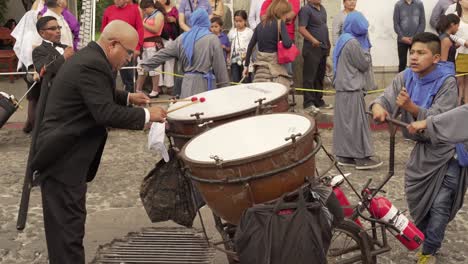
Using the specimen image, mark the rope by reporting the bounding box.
[3,67,468,93]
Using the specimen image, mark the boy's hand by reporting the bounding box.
[401,37,412,44]
[407,120,427,134]
[371,104,389,123]
[396,87,415,111]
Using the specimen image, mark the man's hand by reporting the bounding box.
[64,47,74,60]
[407,120,427,134]
[129,92,150,106]
[396,87,415,111]
[167,16,177,23]
[242,67,249,77]
[326,62,332,74]
[371,104,389,123]
[401,37,412,45]
[312,39,321,48]
[32,72,40,81]
[148,106,167,122]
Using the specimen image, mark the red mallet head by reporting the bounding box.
[199,97,206,103]
[191,96,198,102]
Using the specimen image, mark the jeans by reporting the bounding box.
[231,63,251,83]
[397,42,411,73]
[302,47,327,108]
[120,58,135,92]
[417,158,460,255]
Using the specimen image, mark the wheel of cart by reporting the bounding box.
[319,111,426,264]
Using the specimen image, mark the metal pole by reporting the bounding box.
[92,0,96,41]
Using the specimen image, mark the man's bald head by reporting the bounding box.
[99,20,139,48]
[98,20,139,71]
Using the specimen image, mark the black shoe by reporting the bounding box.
[336,156,356,167]
[23,122,33,134]
[355,157,383,170]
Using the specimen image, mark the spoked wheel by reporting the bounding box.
[327,219,373,264]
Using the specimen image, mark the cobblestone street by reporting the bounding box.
[1,126,467,264]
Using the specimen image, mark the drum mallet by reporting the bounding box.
[149,96,198,104]
[167,97,206,113]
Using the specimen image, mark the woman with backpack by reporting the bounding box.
[244,0,294,87]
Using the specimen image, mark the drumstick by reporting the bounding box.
[167,97,206,113]
[149,96,198,104]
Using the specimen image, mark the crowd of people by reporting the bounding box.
[6,0,468,264]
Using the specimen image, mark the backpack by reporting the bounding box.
[234,186,332,264]
[139,149,204,227]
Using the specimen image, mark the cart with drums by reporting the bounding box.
[164,83,420,264]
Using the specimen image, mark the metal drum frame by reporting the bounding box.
[179,113,319,225]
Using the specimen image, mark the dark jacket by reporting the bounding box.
[27,41,65,100]
[29,41,145,186]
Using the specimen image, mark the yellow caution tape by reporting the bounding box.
[155,69,467,94]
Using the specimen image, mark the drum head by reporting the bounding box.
[167,82,288,121]
[182,113,313,163]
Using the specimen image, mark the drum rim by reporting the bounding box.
[167,82,289,122]
[178,112,316,167]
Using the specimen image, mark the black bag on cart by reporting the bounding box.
[0,93,17,128]
[234,187,333,264]
[140,149,204,227]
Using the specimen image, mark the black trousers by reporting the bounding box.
[397,42,411,73]
[302,47,327,108]
[120,58,135,93]
[41,177,87,264]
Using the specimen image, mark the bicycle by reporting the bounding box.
[322,112,425,264]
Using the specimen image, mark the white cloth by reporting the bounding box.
[248,0,266,30]
[42,10,74,48]
[148,122,169,162]
[11,10,42,70]
[228,27,254,64]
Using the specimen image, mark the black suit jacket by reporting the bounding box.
[32,41,66,79]
[30,41,146,186]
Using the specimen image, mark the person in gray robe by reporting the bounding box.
[371,32,467,261]
[408,104,468,144]
[141,9,229,98]
[332,11,382,170]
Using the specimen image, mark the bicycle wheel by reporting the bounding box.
[327,219,373,264]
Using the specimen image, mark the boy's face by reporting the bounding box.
[210,22,221,35]
[409,42,440,76]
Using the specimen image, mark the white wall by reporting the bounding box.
[355,0,439,67]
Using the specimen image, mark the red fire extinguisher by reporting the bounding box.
[368,196,425,251]
[333,187,363,227]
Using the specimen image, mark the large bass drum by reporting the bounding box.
[167,82,291,149]
[179,113,319,224]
